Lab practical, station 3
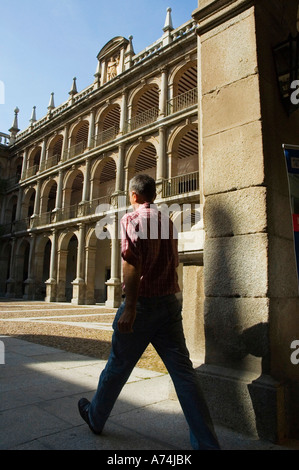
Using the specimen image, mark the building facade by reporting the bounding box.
[0,10,201,311]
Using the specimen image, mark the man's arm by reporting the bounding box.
[118,260,141,333]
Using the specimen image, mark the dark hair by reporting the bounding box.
[129,174,156,202]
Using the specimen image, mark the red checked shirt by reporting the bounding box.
[120,202,180,297]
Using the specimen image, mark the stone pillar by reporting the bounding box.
[61,125,69,161]
[20,150,28,180]
[45,229,57,302]
[120,89,128,134]
[115,144,125,193]
[159,68,168,118]
[56,249,67,302]
[31,180,41,219]
[156,126,166,197]
[55,170,63,210]
[23,234,36,299]
[15,187,23,220]
[71,223,85,304]
[5,238,16,297]
[87,109,95,149]
[192,0,299,442]
[105,214,121,308]
[81,158,91,203]
[39,139,47,170]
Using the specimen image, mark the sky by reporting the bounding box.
[0,0,197,134]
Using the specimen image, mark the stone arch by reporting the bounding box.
[85,225,111,304]
[21,187,36,219]
[69,120,89,150]
[40,178,58,214]
[0,241,11,295]
[35,234,52,299]
[47,134,64,161]
[95,103,121,145]
[63,168,84,207]
[28,146,42,168]
[128,83,160,131]
[15,237,30,296]
[4,194,18,223]
[168,123,199,177]
[56,230,78,302]
[91,155,117,200]
[126,142,157,185]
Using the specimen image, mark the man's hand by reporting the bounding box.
[118,260,141,334]
[117,305,136,334]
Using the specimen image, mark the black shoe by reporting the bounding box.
[78,398,101,435]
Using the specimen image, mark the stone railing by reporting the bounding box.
[0,132,10,146]
[62,141,87,161]
[93,126,119,147]
[39,154,60,172]
[125,107,159,133]
[167,87,198,115]
[162,171,199,197]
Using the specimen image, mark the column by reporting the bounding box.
[20,150,28,180]
[119,89,128,134]
[45,229,58,302]
[71,223,85,304]
[100,61,107,86]
[23,234,36,299]
[81,158,91,203]
[61,124,69,161]
[15,187,23,220]
[156,126,166,197]
[192,0,299,442]
[105,214,121,308]
[39,139,47,170]
[159,68,168,118]
[5,238,16,297]
[55,170,63,211]
[87,109,95,149]
[31,180,41,220]
[115,144,125,193]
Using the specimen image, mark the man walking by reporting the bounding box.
[78,174,220,450]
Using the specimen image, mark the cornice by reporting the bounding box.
[192,0,254,35]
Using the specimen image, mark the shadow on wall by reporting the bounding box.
[196,202,283,442]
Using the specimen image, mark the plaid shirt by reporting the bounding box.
[120,203,180,297]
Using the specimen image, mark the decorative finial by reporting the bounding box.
[69,77,78,96]
[48,92,55,111]
[163,7,173,32]
[9,107,20,140]
[30,106,37,124]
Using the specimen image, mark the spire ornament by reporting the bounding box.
[30,106,37,124]
[48,92,55,111]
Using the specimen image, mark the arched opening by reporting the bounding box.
[66,235,78,302]
[92,157,116,200]
[47,181,57,212]
[86,228,111,304]
[69,121,89,158]
[70,172,83,206]
[95,104,121,145]
[28,192,35,217]
[5,195,17,224]
[170,63,197,114]
[130,85,159,131]
[42,239,51,296]
[134,143,157,179]
[47,135,63,167]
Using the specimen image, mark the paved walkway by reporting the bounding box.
[0,334,298,453]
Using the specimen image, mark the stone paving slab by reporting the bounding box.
[0,334,298,458]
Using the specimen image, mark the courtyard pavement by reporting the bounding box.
[0,301,299,457]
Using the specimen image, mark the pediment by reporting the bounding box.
[97,36,129,61]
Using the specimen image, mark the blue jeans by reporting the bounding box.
[88,294,220,450]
